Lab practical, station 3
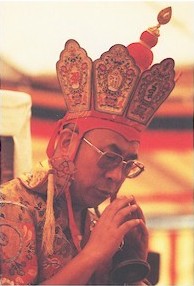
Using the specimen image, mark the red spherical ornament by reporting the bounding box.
[140,31,158,48]
[127,43,153,71]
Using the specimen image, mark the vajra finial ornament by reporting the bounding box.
[157,6,172,25]
[148,7,172,37]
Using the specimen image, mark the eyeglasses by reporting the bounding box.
[83,137,144,178]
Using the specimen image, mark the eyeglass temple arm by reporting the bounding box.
[83,138,104,155]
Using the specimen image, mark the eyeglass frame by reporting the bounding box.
[83,137,144,178]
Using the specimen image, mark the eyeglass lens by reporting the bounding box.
[97,152,142,177]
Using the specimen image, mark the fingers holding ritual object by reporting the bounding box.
[101,196,135,221]
[98,196,142,237]
[112,204,138,226]
[84,196,145,263]
[127,195,146,223]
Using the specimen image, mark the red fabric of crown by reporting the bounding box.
[47,7,175,158]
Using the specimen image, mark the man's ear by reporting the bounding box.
[58,128,79,155]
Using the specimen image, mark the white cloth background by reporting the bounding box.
[0,89,32,177]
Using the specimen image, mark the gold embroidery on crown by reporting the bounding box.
[93,44,140,115]
[56,39,92,112]
[126,58,175,125]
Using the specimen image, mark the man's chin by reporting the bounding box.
[87,197,110,210]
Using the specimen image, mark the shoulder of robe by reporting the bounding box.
[19,160,50,192]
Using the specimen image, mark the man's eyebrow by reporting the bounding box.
[106,144,138,160]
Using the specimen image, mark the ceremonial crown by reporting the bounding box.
[47,7,175,158]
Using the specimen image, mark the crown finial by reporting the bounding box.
[148,7,172,37]
[158,6,172,25]
[127,7,172,71]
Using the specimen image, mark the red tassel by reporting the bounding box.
[65,187,82,252]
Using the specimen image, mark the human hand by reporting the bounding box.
[111,196,150,284]
[124,196,149,260]
[83,196,141,264]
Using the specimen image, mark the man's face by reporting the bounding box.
[71,129,139,209]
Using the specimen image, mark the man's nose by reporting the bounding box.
[104,163,124,182]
